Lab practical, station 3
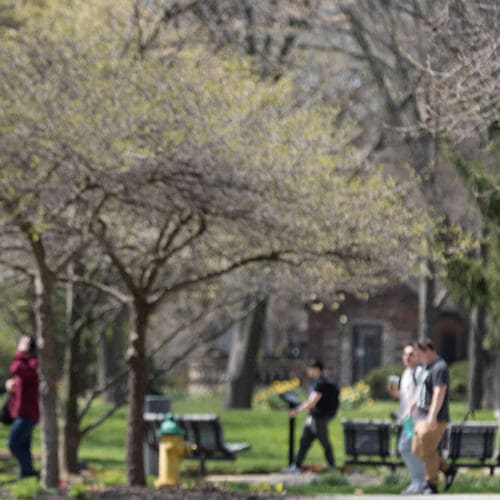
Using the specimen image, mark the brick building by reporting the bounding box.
[307,285,467,386]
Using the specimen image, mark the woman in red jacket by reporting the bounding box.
[5,335,39,479]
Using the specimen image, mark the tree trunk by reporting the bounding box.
[61,312,83,473]
[482,340,500,409]
[223,298,268,409]
[467,304,487,410]
[482,308,500,409]
[125,299,149,486]
[34,269,60,488]
[98,306,128,405]
[60,275,82,475]
[467,236,489,409]
[418,258,438,341]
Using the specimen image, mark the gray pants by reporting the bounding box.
[295,415,335,467]
[399,427,425,487]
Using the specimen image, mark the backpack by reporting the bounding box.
[324,381,340,417]
[0,395,13,426]
[311,379,340,418]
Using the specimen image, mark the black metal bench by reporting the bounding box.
[442,422,499,475]
[342,419,402,471]
[143,412,250,476]
[342,418,499,475]
[175,413,251,475]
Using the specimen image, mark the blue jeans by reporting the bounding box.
[9,417,37,477]
[399,427,424,486]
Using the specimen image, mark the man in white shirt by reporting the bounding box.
[388,343,425,494]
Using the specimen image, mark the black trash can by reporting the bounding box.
[144,395,171,414]
[143,395,171,477]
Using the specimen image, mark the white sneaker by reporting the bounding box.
[414,482,427,494]
[282,464,300,474]
[400,483,421,495]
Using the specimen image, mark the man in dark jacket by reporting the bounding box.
[6,335,39,479]
[287,359,339,472]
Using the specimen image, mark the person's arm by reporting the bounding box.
[289,391,322,418]
[427,385,447,430]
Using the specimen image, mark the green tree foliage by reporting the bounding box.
[448,360,469,401]
[444,148,500,321]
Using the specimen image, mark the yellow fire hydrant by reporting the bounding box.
[155,413,193,487]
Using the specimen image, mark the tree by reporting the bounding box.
[122,0,321,77]
[411,0,499,408]
[61,265,127,475]
[223,298,268,409]
[128,0,475,340]
[105,0,499,412]
[118,1,436,411]
[1,1,430,486]
[0,5,135,484]
[417,1,499,144]
[80,53,426,483]
[443,147,500,409]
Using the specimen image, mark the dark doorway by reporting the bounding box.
[440,331,459,364]
[352,324,382,382]
[436,313,467,363]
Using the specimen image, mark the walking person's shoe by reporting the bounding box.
[20,471,39,480]
[401,481,426,495]
[400,483,418,495]
[282,463,300,474]
[444,464,458,491]
[422,482,438,494]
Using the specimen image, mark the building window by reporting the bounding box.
[352,324,382,382]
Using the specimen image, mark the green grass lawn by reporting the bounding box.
[171,395,496,475]
[0,395,498,495]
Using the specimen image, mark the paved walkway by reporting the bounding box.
[293,496,500,499]
[207,471,381,487]
[207,473,500,499]
[207,472,320,486]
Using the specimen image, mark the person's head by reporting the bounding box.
[402,343,417,368]
[415,337,436,365]
[306,359,324,379]
[17,335,37,357]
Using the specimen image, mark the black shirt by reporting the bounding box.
[310,377,339,418]
[417,356,450,422]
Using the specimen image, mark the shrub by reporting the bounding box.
[364,365,403,400]
[69,482,89,499]
[252,378,306,410]
[10,477,43,499]
[449,361,468,401]
[340,380,371,410]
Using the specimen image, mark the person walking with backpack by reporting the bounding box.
[388,343,425,494]
[286,359,339,472]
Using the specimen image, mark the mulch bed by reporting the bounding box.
[19,484,282,500]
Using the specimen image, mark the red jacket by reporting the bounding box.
[8,350,39,422]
